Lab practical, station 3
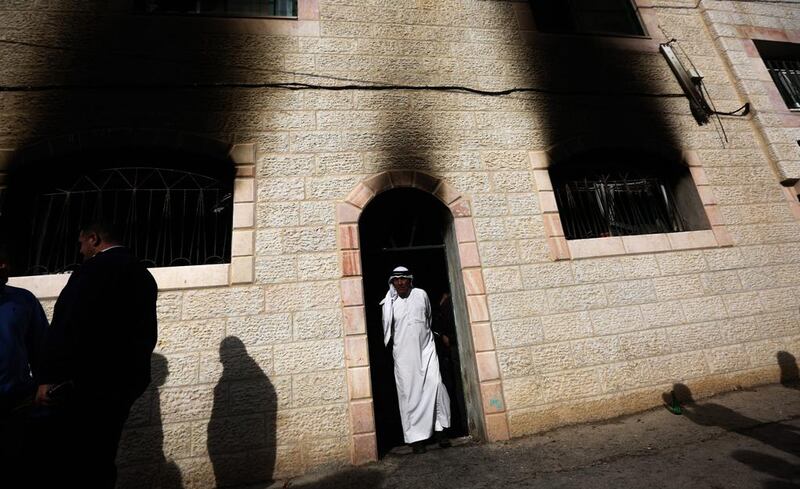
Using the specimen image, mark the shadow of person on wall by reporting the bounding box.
[778,351,800,390]
[208,336,276,488]
[116,353,183,489]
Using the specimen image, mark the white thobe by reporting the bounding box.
[381,287,451,443]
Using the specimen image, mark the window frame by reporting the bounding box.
[528,0,648,39]
[532,148,733,261]
[135,0,300,20]
[753,40,800,112]
[3,143,257,298]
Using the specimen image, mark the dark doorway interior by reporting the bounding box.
[359,188,470,457]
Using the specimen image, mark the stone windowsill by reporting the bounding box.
[566,229,721,260]
[8,263,230,299]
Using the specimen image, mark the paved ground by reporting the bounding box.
[269,382,800,489]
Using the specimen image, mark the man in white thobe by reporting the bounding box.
[381,266,451,453]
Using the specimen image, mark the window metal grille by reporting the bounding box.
[764,59,800,110]
[553,173,689,240]
[23,167,232,275]
[139,0,298,18]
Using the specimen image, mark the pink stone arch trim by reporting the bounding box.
[337,170,510,465]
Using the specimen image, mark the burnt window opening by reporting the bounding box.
[549,150,710,240]
[754,40,800,110]
[530,0,645,37]
[2,149,234,277]
[136,0,298,18]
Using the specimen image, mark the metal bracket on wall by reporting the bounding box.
[660,40,713,125]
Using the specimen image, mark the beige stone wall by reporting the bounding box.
[2,0,800,486]
[699,0,800,183]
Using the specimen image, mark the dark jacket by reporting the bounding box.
[42,247,157,401]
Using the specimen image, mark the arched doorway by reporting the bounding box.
[359,187,472,456]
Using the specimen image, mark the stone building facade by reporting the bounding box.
[1,0,799,487]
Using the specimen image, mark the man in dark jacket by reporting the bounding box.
[37,221,158,488]
[0,244,48,478]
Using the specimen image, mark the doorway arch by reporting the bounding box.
[337,170,510,464]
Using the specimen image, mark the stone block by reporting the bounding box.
[459,242,482,268]
[492,318,544,348]
[463,268,485,295]
[489,290,549,320]
[591,305,645,335]
[273,340,345,374]
[340,277,364,306]
[338,224,360,250]
[706,345,751,373]
[476,351,501,381]
[482,266,522,293]
[546,284,607,313]
[293,370,347,406]
[233,202,255,229]
[471,322,496,352]
[347,366,372,400]
[231,256,254,284]
[352,433,378,465]
[467,294,490,322]
[343,306,367,336]
[481,381,506,414]
[158,319,226,353]
[350,400,376,435]
[233,178,255,203]
[540,311,593,342]
[604,279,656,306]
[345,335,369,367]
[497,348,534,378]
[297,253,340,281]
[227,314,292,347]
[520,262,575,289]
[568,237,625,259]
[336,203,361,224]
[530,341,576,373]
[293,308,343,340]
[682,296,728,323]
[183,287,264,320]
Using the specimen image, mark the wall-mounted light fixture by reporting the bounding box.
[660,40,713,125]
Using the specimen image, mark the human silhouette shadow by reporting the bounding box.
[116,353,183,489]
[732,449,800,486]
[669,383,800,456]
[150,353,184,489]
[778,351,800,390]
[208,337,276,488]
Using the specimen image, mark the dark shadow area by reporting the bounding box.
[208,336,277,488]
[3,146,234,277]
[0,2,275,277]
[732,450,800,487]
[285,468,385,489]
[779,351,800,389]
[359,187,469,457]
[518,4,689,172]
[670,376,800,488]
[118,353,184,489]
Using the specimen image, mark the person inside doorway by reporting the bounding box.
[380,266,451,453]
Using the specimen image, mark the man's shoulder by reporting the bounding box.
[3,285,39,304]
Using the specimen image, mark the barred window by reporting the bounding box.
[530,0,644,37]
[137,0,298,18]
[755,40,800,110]
[550,150,709,240]
[2,150,234,276]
